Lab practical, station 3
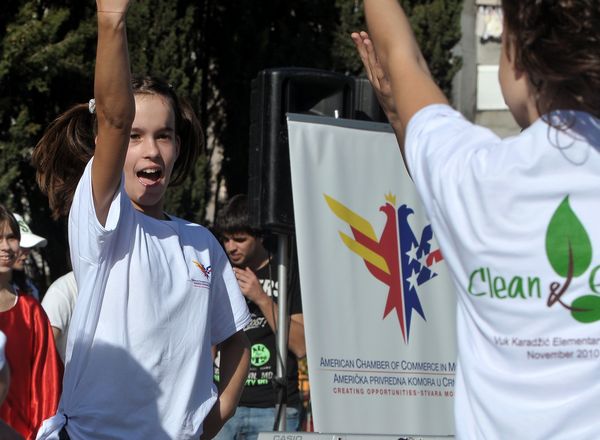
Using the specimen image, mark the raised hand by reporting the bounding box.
[351,31,400,129]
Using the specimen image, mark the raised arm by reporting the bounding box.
[92,0,135,225]
[363,0,447,151]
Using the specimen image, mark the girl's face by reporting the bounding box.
[0,221,19,274]
[124,94,180,219]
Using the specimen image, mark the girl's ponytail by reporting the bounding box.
[32,103,96,219]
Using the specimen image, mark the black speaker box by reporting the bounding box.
[248,68,387,233]
[353,76,388,123]
[248,68,354,233]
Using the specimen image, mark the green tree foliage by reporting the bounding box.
[211,0,462,198]
[0,0,208,284]
[205,0,338,198]
[333,0,462,96]
[401,0,463,96]
[0,1,97,285]
[0,0,462,286]
[126,0,208,223]
[332,0,367,73]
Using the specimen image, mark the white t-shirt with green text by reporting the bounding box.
[406,105,600,439]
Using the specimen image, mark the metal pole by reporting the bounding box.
[275,233,289,431]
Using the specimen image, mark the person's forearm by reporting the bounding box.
[217,330,250,417]
[255,296,306,358]
[288,315,306,358]
[95,9,134,130]
[202,331,250,439]
[363,0,447,146]
[92,3,135,224]
[364,0,422,70]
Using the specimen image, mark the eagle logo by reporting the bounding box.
[193,260,212,279]
[325,193,443,343]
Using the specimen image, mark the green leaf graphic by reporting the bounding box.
[571,295,600,323]
[545,196,592,277]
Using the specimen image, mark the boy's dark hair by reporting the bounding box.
[215,194,261,237]
[502,0,600,119]
[32,76,203,220]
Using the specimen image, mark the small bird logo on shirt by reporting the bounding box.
[193,260,212,279]
[325,193,443,343]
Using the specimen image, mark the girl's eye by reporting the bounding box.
[130,133,141,141]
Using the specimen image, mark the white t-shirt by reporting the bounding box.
[37,160,250,440]
[0,330,6,370]
[41,271,78,362]
[406,105,600,439]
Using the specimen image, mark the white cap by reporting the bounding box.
[13,213,48,249]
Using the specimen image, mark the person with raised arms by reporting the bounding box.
[353,1,600,438]
[33,1,251,438]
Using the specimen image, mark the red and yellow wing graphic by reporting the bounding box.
[325,194,407,339]
[324,194,390,277]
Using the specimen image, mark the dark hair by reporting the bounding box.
[215,194,261,237]
[32,76,203,219]
[501,0,600,118]
[0,204,21,242]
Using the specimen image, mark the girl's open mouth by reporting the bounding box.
[137,168,163,186]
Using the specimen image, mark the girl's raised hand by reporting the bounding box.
[351,31,400,129]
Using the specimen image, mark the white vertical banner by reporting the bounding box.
[287,115,456,436]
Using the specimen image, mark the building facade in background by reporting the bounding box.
[454,0,520,138]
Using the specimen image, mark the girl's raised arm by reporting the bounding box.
[92,0,135,226]
[363,0,447,151]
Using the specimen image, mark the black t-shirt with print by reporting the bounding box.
[215,261,302,408]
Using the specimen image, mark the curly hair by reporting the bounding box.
[502,0,600,118]
[32,76,203,219]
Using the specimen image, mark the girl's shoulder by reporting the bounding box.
[166,215,221,247]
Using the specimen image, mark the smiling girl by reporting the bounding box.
[32,1,250,439]
[0,205,62,440]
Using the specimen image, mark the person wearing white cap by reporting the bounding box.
[0,205,62,439]
[11,214,47,301]
[12,214,48,250]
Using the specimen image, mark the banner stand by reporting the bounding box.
[287,114,456,436]
[274,233,290,431]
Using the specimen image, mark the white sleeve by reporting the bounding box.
[68,158,128,270]
[208,238,250,345]
[404,104,501,220]
[0,331,6,370]
[41,273,77,332]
